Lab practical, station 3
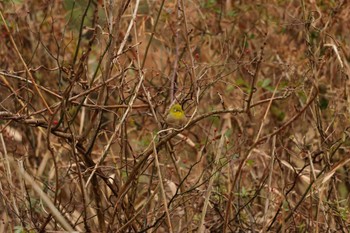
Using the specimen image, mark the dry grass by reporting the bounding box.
[1,0,350,232]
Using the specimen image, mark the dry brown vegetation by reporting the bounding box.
[1,0,350,232]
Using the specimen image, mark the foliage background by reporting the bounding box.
[1,0,350,232]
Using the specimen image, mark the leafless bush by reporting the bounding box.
[1,0,350,232]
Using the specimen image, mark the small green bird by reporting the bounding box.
[166,104,187,126]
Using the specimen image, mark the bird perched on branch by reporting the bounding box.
[166,104,187,127]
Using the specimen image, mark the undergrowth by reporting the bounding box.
[1,0,350,232]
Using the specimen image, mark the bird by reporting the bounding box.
[166,104,187,127]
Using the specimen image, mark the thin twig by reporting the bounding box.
[152,134,174,233]
[0,11,52,114]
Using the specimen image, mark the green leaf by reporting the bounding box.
[226,84,235,92]
[261,78,271,88]
[297,91,307,104]
[227,10,237,17]
[270,105,285,121]
[235,77,248,87]
[246,159,255,166]
[319,96,329,110]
